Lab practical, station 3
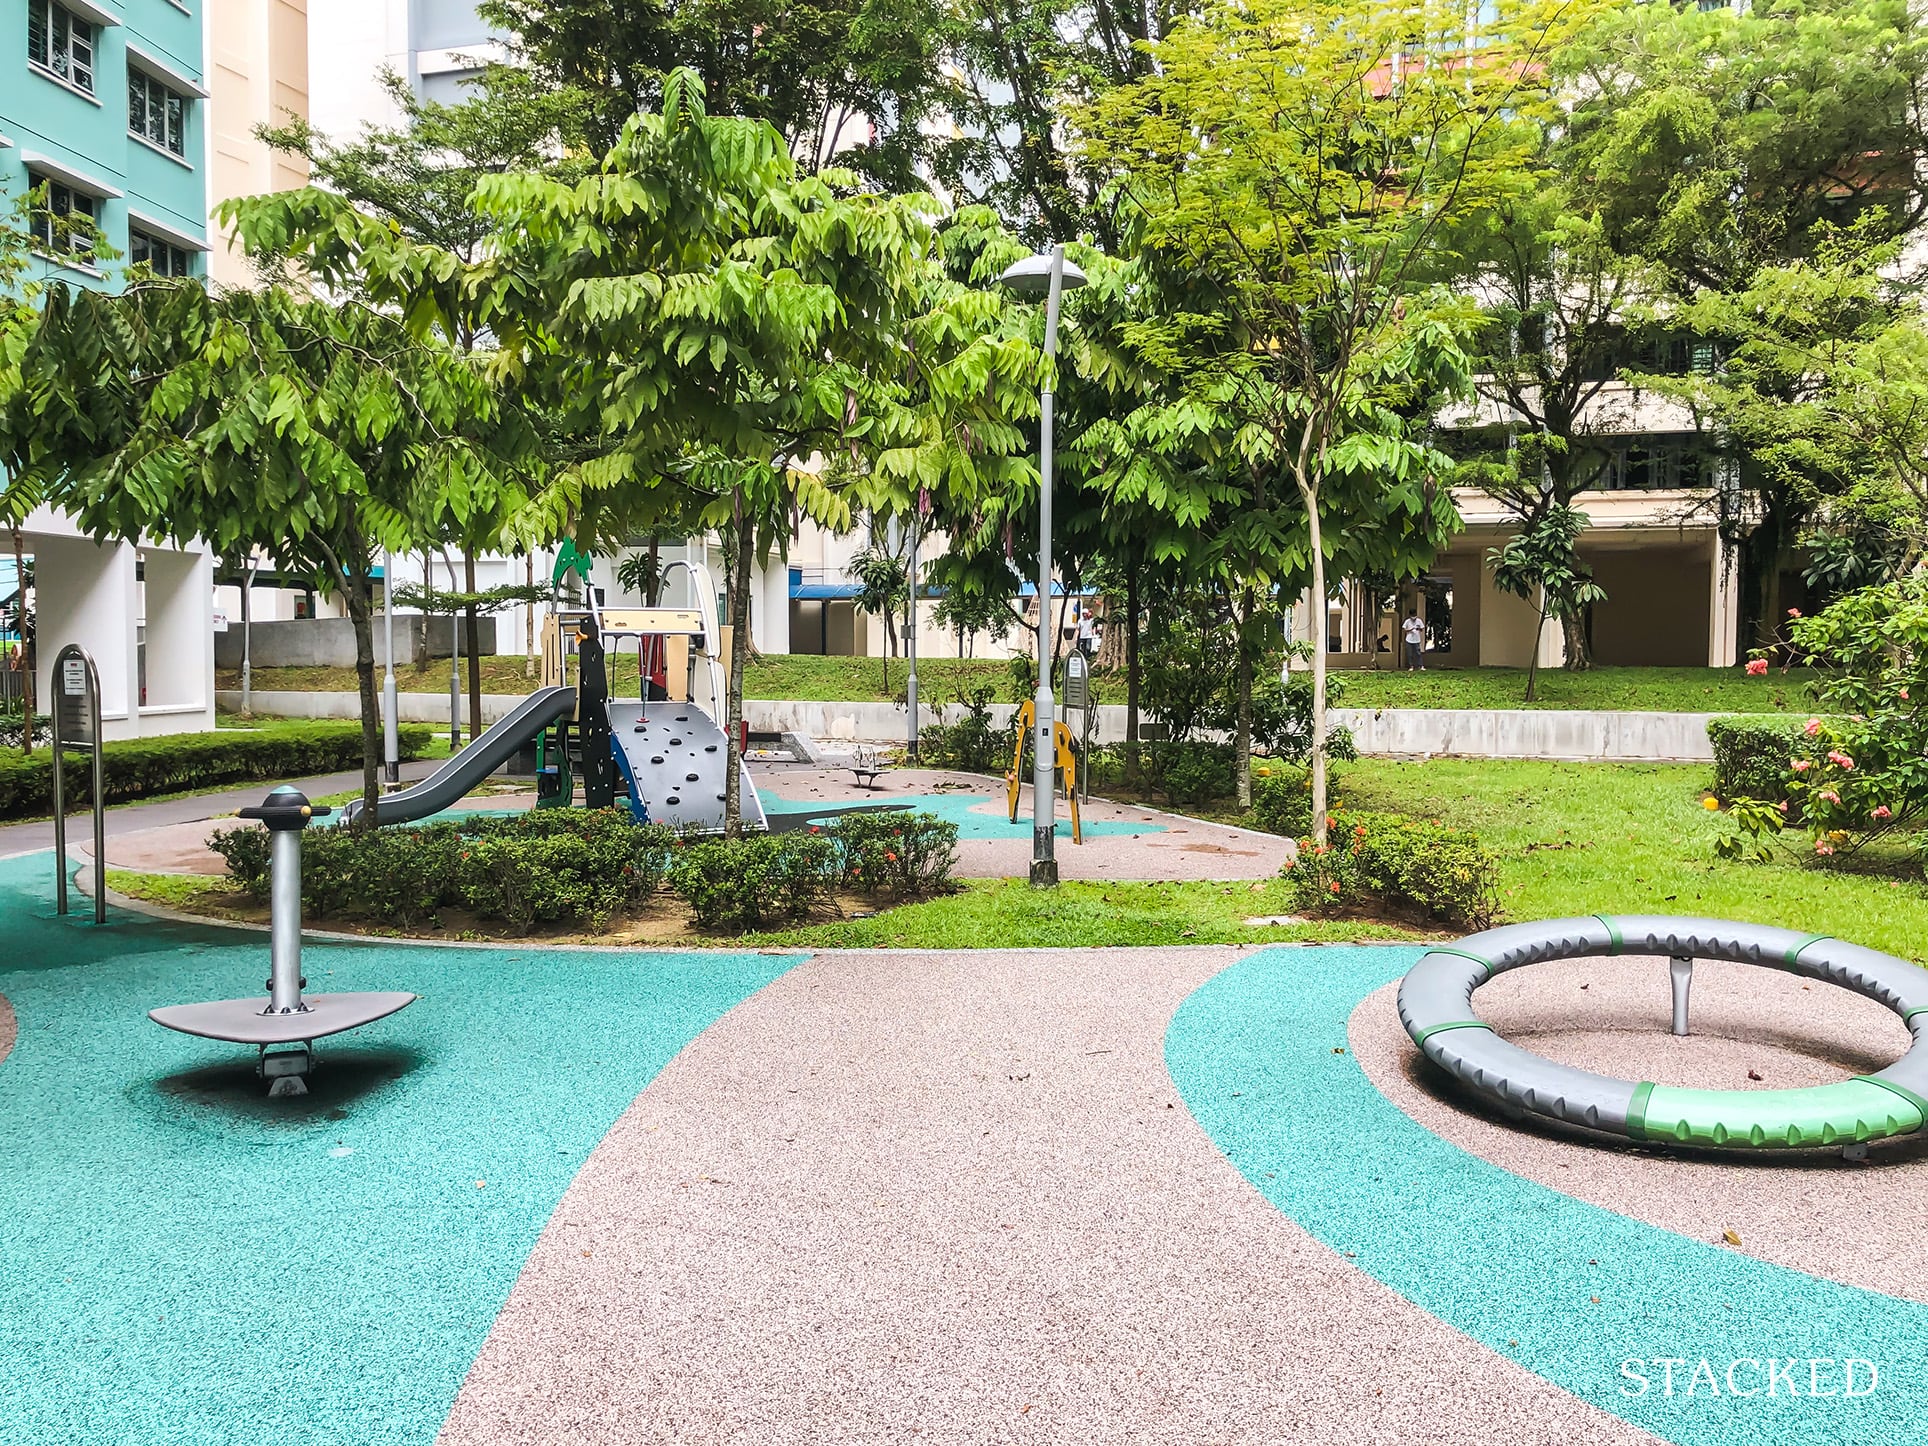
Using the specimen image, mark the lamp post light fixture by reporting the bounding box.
[998,243,1087,887]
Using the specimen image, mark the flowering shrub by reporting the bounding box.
[1719,576,1928,866]
[823,809,959,896]
[1248,763,1342,838]
[1281,809,1500,928]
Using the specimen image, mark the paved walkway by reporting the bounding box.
[0,760,436,859]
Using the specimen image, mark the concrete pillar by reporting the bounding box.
[33,534,139,737]
[1707,533,1739,667]
[756,558,791,654]
[139,545,214,726]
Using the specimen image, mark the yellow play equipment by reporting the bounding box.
[1004,698,1083,844]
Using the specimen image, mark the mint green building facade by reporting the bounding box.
[1,0,208,287]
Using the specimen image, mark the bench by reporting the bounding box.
[850,745,891,790]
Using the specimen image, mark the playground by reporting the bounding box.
[7,782,1928,1443]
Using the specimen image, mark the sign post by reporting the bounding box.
[51,643,105,923]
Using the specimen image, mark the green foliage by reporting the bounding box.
[669,833,837,930]
[1708,717,1813,804]
[1487,505,1608,699]
[917,684,1005,774]
[0,722,430,819]
[1248,764,1334,840]
[817,809,959,895]
[212,809,675,932]
[1716,577,1928,867]
[477,0,956,188]
[1283,810,1501,929]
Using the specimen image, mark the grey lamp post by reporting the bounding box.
[998,243,1087,887]
[382,551,399,785]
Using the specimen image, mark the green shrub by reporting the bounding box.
[670,833,836,930]
[918,685,1006,774]
[822,809,959,896]
[1708,717,1811,803]
[0,720,431,819]
[1283,809,1500,929]
[211,808,675,933]
[1248,764,1331,838]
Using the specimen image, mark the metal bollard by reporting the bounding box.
[1670,955,1694,1037]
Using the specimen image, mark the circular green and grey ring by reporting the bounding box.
[1397,915,1928,1150]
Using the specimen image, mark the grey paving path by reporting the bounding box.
[438,948,1653,1446]
[0,760,436,859]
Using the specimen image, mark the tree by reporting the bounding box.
[1487,505,1606,703]
[478,0,956,187]
[259,66,589,744]
[1079,0,1580,840]
[35,281,534,822]
[1561,0,1928,643]
[236,75,1040,833]
[848,535,910,690]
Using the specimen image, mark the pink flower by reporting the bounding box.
[1819,790,1841,805]
[1778,801,1789,813]
[1792,759,1812,772]
[1827,750,1855,770]
[1804,719,1822,737]
[1903,689,1911,701]
[1872,805,1893,820]
[1788,608,1803,618]
[1816,840,1836,856]
[1745,658,1768,676]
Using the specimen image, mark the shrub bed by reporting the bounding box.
[0,720,431,818]
[1708,716,1813,804]
[210,806,960,935]
[1282,809,1501,929]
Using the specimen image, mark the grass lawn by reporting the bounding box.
[217,653,1015,705]
[1340,757,1928,961]
[1333,665,1813,714]
[106,868,1423,949]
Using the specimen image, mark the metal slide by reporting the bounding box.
[340,685,578,827]
[607,699,767,832]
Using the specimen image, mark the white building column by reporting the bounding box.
[139,544,216,733]
[32,533,140,740]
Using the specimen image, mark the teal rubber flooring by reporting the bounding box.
[756,788,1165,840]
[1167,946,1928,1446]
[0,852,798,1446]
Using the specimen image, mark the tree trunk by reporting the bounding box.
[645,536,662,606]
[523,552,537,679]
[724,511,753,836]
[239,562,254,718]
[342,574,382,827]
[1235,625,1253,809]
[1307,490,1330,849]
[1526,595,1549,703]
[1560,609,1592,672]
[12,525,32,756]
[1124,562,1141,785]
[463,550,482,740]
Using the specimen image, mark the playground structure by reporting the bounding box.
[344,560,763,834]
[1003,697,1083,845]
[149,786,416,1094]
[1399,915,1928,1154]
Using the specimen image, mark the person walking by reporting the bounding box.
[1401,608,1427,670]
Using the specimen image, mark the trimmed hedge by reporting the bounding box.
[1283,808,1501,929]
[211,805,961,935]
[0,720,431,818]
[1708,716,1813,803]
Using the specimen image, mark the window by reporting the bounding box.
[27,0,95,95]
[129,229,195,277]
[129,72,189,157]
[26,172,100,264]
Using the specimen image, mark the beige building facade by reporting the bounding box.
[206,0,308,287]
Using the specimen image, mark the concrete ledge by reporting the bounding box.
[219,690,1725,762]
[1331,707,1721,762]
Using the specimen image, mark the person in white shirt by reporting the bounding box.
[1401,610,1427,670]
